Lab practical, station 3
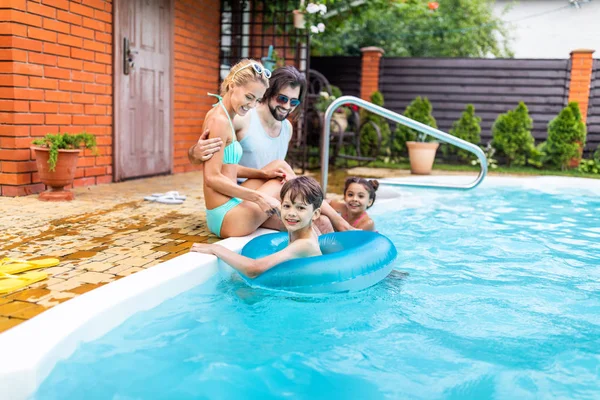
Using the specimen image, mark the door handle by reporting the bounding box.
[124,37,130,75]
[123,37,138,75]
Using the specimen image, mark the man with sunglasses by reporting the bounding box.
[189,66,354,233]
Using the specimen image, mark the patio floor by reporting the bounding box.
[0,166,473,334]
[0,171,221,334]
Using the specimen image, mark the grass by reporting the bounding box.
[340,159,600,179]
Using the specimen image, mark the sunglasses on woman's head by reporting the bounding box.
[276,94,301,107]
[233,62,272,79]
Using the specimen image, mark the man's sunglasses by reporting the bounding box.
[233,62,272,79]
[276,94,301,107]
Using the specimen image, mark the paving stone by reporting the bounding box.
[0,317,25,333]
[0,301,46,319]
[5,287,51,303]
[82,262,116,272]
[76,272,115,284]
[46,278,87,292]
[117,267,143,277]
[67,283,108,295]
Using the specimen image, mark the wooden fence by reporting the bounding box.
[310,56,361,98]
[311,56,600,156]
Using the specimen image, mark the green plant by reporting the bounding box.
[392,96,437,159]
[359,91,392,160]
[314,85,350,116]
[442,104,481,162]
[578,145,600,174]
[491,102,535,167]
[545,102,587,169]
[527,141,547,169]
[32,132,97,171]
[311,0,512,58]
[470,142,498,169]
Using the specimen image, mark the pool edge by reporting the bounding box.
[0,229,271,400]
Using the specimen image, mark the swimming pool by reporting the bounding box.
[6,177,600,399]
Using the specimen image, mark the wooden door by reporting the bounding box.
[114,0,172,180]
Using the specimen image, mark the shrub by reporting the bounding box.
[545,102,587,169]
[359,91,391,160]
[32,132,97,171]
[491,102,535,167]
[442,104,482,162]
[527,141,547,169]
[470,142,498,170]
[392,96,437,159]
[578,145,600,174]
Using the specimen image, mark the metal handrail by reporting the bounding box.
[320,96,488,192]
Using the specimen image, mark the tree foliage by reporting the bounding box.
[310,0,512,58]
[442,104,482,162]
[491,102,535,167]
[545,102,587,169]
[359,91,392,160]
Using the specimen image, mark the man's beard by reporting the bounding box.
[269,104,290,121]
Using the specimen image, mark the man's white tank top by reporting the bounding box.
[239,108,292,170]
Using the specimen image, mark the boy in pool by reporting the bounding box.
[190,176,323,278]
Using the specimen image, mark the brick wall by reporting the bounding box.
[0,0,223,196]
[172,0,221,173]
[0,0,113,197]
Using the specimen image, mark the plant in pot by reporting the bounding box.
[31,132,97,201]
[314,85,351,133]
[394,96,439,174]
[293,2,327,31]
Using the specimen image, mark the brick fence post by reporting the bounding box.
[568,49,595,123]
[360,47,384,101]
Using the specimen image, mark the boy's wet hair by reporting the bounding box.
[344,177,379,209]
[280,176,324,210]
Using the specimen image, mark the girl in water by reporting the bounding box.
[329,177,379,231]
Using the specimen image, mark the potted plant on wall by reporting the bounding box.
[314,86,350,133]
[393,96,439,174]
[31,132,97,201]
[293,2,327,31]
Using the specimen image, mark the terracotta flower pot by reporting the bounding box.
[32,147,81,201]
[293,10,305,29]
[332,112,348,132]
[407,141,439,175]
[568,141,584,169]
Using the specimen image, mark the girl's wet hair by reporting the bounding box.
[220,59,269,96]
[344,177,379,209]
[280,176,324,210]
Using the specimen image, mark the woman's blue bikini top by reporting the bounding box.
[209,93,243,165]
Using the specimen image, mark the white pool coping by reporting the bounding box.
[0,229,271,400]
[1,175,599,399]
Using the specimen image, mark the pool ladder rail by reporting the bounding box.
[320,96,488,192]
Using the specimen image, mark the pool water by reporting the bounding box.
[35,184,600,399]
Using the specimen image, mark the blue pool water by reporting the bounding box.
[35,183,600,399]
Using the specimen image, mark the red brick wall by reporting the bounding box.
[0,0,223,196]
[359,47,384,101]
[172,0,221,173]
[0,0,113,197]
[568,49,595,123]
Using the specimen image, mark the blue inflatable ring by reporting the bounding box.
[240,231,398,293]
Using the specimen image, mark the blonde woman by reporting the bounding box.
[202,59,284,238]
